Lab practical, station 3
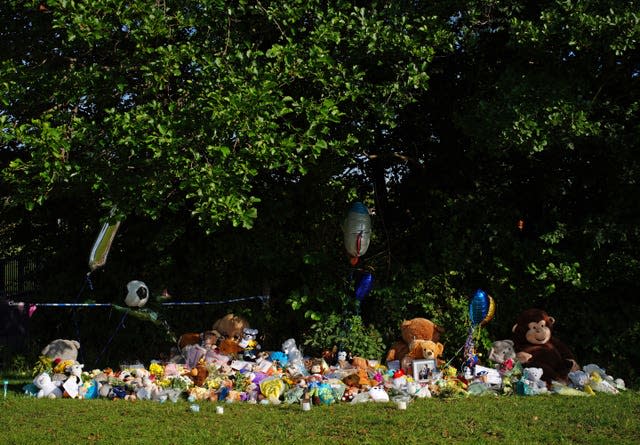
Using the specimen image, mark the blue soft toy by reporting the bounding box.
[269,351,288,367]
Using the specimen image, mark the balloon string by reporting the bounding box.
[442,325,478,370]
[71,273,94,364]
[94,311,128,367]
[85,272,94,291]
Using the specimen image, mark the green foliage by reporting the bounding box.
[303,313,385,360]
[1,0,639,383]
[1,0,450,231]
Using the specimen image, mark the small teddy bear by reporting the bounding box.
[386,318,444,363]
[408,339,444,363]
[519,367,548,395]
[34,372,63,398]
[239,328,261,361]
[282,338,305,375]
[489,339,516,374]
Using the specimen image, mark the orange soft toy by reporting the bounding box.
[408,339,445,364]
[386,318,444,363]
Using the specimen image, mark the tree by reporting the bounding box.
[1,0,449,229]
[2,1,639,382]
[0,0,453,362]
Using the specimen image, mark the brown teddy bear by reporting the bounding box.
[386,318,444,363]
[189,362,209,387]
[212,314,250,341]
[408,339,445,364]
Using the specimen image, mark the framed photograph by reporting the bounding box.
[412,359,437,382]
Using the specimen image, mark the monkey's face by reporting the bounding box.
[525,320,552,344]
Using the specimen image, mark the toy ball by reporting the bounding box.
[125,280,149,307]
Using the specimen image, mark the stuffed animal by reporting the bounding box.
[282,338,305,375]
[218,338,243,356]
[368,385,389,403]
[518,367,547,395]
[488,339,516,374]
[239,328,261,360]
[408,339,445,364]
[386,318,444,363]
[512,308,579,385]
[41,339,81,362]
[62,362,84,398]
[212,314,250,341]
[189,362,209,387]
[33,372,63,398]
[178,330,220,350]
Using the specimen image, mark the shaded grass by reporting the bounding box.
[1,389,638,445]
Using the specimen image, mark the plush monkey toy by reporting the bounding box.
[512,308,579,385]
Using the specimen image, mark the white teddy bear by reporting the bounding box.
[34,372,63,399]
[521,367,548,395]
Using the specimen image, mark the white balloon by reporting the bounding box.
[125,280,149,307]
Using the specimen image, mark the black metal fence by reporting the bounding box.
[1,256,39,354]
[0,255,40,300]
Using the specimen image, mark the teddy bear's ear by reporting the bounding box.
[547,316,555,326]
[505,339,514,346]
[436,342,444,355]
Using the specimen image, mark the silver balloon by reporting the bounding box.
[342,202,372,258]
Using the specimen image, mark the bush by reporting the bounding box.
[303,313,386,360]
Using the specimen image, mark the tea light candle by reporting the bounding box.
[301,401,311,411]
[216,406,224,414]
[396,401,407,410]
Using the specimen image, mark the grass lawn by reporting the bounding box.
[1,385,638,445]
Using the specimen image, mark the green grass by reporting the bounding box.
[1,385,638,445]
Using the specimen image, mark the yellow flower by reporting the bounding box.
[205,377,223,390]
[53,359,75,374]
[149,363,164,378]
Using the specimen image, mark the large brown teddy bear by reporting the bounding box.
[386,318,444,364]
[512,308,579,385]
[212,314,250,341]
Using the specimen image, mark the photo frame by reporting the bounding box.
[412,359,437,382]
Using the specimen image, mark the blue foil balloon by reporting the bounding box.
[469,289,495,326]
[354,271,374,302]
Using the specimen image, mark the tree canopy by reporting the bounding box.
[1,1,639,383]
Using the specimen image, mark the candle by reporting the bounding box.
[216,406,224,414]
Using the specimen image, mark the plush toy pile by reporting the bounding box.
[23,314,626,404]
